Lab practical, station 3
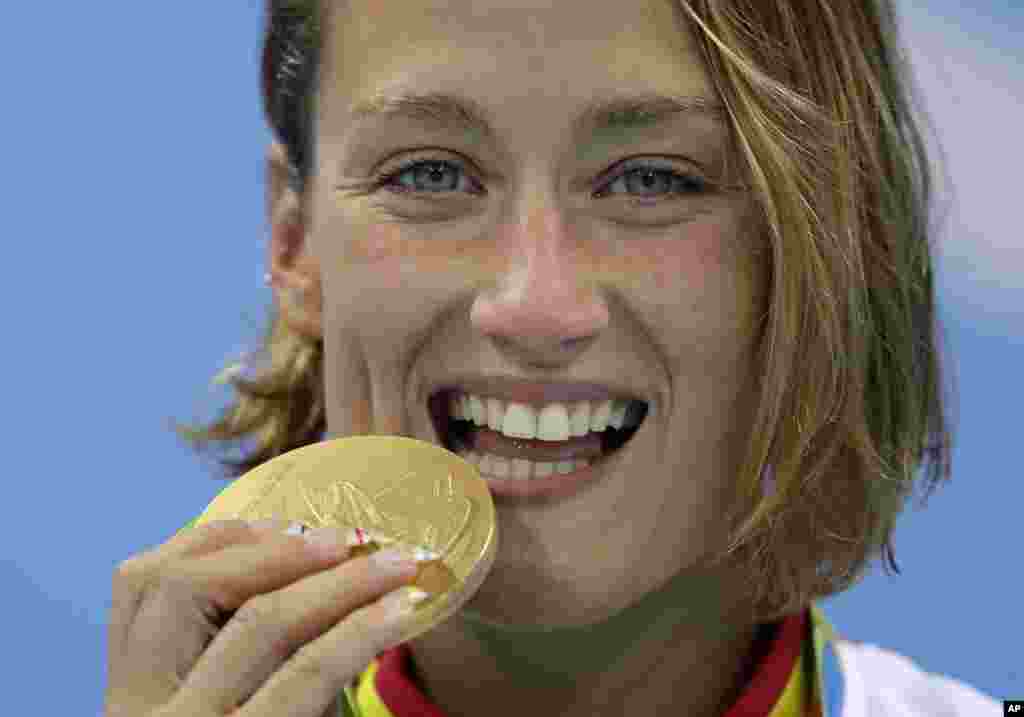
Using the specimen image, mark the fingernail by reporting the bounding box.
[282,521,309,536]
[371,547,419,575]
[301,526,351,560]
[412,545,441,562]
[380,585,431,619]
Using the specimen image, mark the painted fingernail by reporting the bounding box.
[412,546,441,562]
[379,585,431,619]
[301,526,352,560]
[282,521,309,536]
[248,518,280,531]
[371,547,419,575]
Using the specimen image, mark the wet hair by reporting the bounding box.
[171,0,956,622]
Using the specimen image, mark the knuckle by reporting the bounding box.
[232,593,290,645]
[279,609,389,696]
[112,560,138,592]
[207,518,249,531]
[132,566,190,611]
[347,605,390,654]
[113,553,150,584]
[112,554,161,599]
[205,518,255,540]
[287,645,343,693]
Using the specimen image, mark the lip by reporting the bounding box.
[425,375,652,407]
[448,431,635,503]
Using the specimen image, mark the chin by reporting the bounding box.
[457,567,621,630]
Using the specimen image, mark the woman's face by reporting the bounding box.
[307,0,768,626]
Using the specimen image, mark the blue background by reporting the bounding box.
[1,0,1019,712]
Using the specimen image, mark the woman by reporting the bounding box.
[105,0,1002,715]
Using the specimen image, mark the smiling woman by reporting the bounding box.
[158,0,1001,716]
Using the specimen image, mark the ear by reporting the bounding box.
[266,141,323,340]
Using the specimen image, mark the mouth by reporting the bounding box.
[427,388,649,472]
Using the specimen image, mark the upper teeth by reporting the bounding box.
[448,392,644,442]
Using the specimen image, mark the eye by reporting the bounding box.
[373,155,708,202]
[593,159,709,203]
[376,158,484,196]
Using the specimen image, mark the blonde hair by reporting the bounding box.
[171,0,955,622]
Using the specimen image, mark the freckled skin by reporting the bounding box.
[279,0,771,715]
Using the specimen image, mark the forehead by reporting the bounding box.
[323,0,717,126]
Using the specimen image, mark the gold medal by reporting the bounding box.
[192,435,497,642]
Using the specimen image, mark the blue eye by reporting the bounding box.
[375,157,707,202]
[594,162,708,200]
[378,159,484,195]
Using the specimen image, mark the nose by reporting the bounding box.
[470,202,610,363]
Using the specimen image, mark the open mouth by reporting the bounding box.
[428,389,648,466]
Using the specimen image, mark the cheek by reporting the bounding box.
[648,228,718,293]
[342,225,454,290]
[609,219,765,358]
[341,223,502,290]
[594,221,731,294]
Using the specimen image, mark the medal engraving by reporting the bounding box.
[190,436,497,642]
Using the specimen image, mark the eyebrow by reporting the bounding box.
[347,89,728,144]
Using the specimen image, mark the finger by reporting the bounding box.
[180,548,422,715]
[115,520,280,599]
[238,582,428,717]
[110,519,289,636]
[170,519,293,561]
[172,524,358,619]
[107,520,269,679]
[114,523,356,708]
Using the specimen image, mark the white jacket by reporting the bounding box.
[810,604,1002,716]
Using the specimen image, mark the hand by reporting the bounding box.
[104,519,427,717]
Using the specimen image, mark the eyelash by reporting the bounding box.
[371,156,708,204]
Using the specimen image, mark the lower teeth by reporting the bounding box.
[455,448,592,480]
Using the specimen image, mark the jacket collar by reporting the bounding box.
[809,603,847,717]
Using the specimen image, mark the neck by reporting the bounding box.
[408,565,773,717]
